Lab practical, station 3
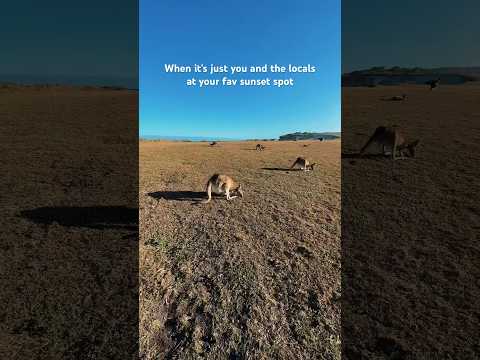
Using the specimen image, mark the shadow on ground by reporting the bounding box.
[261,167,293,171]
[341,153,391,159]
[148,191,208,202]
[20,206,138,231]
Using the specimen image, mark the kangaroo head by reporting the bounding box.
[236,184,244,198]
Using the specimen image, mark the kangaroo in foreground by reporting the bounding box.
[290,157,316,171]
[256,144,265,151]
[203,174,243,203]
[359,126,420,160]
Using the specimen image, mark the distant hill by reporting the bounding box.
[279,132,340,141]
[432,67,480,79]
[342,66,479,87]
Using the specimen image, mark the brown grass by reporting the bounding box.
[342,84,480,358]
[0,86,138,359]
[140,140,341,359]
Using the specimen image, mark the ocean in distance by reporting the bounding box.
[141,135,244,142]
[0,74,137,89]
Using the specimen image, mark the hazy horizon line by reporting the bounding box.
[0,74,137,89]
[141,131,341,141]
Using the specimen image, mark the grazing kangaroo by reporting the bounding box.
[203,174,243,203]
[256,144,265,151]
[290,157,316,171]
[426,78,440,91]
[359,126,420,160]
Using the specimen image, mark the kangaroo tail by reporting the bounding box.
[360,127,386,155]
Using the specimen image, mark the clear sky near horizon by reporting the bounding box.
[1,1,137,83]
[140,0,340,139]
[342,0,480,73]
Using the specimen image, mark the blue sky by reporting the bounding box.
[140,0,340,139]
[342,0,480,72]
[1,1,137,84]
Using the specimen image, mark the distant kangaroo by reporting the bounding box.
[203,174,244,203]
[290,157,316,171]
[256,144,265,151]
[426,78,440,91]
[359,126,420,160]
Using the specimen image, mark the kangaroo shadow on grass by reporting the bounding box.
[148,191,210,202]
[261,167,300,172]
[341,153,391,159]
[20,206,138,232]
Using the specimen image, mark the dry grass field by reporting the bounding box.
[140,140,341,359]
[6,83,476,358]
[0,86,138,359]
[342,84,480,358]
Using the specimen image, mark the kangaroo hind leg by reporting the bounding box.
[203,183,212,203]
[225,188,237,201]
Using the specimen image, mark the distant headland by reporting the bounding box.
[278,132,340,141]
[342,66,480,87]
